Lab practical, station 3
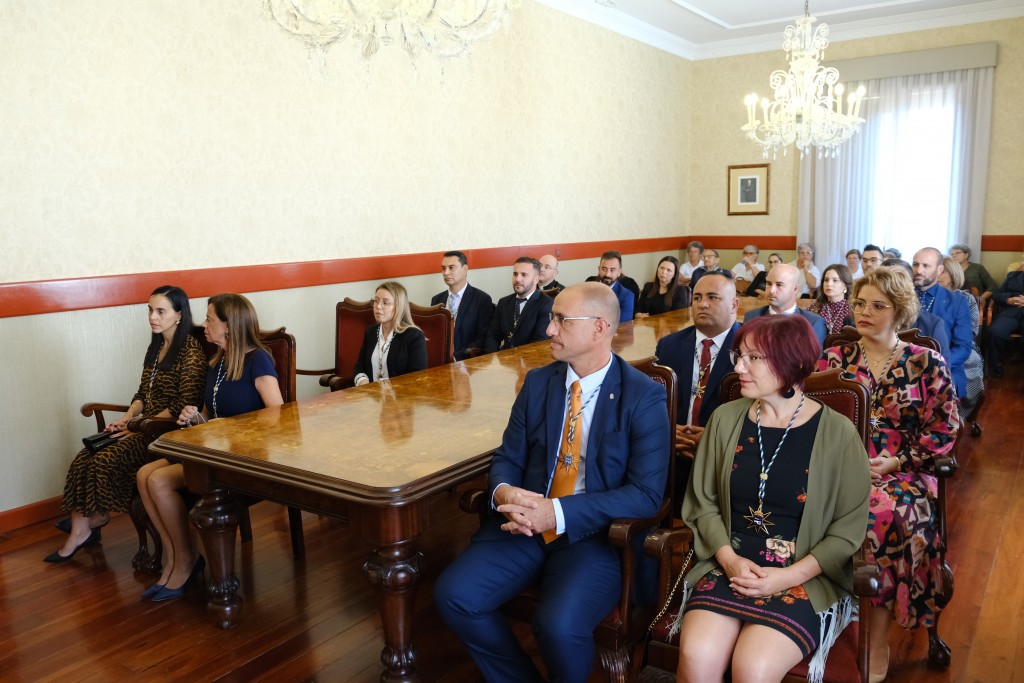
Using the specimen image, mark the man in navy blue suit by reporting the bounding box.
[482,257,554,354]
[435,283,670,683]
[913,247,972,397]
[655,273,740,491]
[742,263,828,346]
[431,251,495,360]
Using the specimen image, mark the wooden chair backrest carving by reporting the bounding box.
[824,326,940,353]
[409,303,455,369]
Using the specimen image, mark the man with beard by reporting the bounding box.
[586,250,636,322]
[913,247,972,397]
[482,257,554,354]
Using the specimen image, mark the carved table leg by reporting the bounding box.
[363,542,424,683]
[190,489,242,629]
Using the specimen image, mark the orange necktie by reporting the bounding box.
[543,380,583,543]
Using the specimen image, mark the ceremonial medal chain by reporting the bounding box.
[210,358,226,418]
[859,340,900,429]
[745,392,806,535]
[691,343,717,399]
[558,384,602,474]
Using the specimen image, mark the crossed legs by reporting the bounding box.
[676,609,804,683]
[136,460,197,589]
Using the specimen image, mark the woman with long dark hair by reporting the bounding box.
[636,256,689,318]
[46,285,206,563]
[809,264,854,335]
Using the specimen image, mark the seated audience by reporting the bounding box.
[790,242,821,298]
[846,248,863,279]
[820,266,959,682]
[585,250,636,322]
[431,250,494,360]
[137,293,284,600]
[948,243,997,297]
[679,240,704,286]
[883,248,902,260]
[809,264,854,335]
[675,315,870,683]
[636,256,688,317]
[483,257,554,352]
[912,247,972,398]
[939,257,984,414]
[986,258,1024,378]
[747,252,782,298]
[689,249,732,290]
[435,283,670,683]
[355,281,427,385]
[743,263,828,346]
[861,244,885,275]
[538,253,564,293]
[655,272,739,488]
[731,244,764,281]
[46,285,206,563]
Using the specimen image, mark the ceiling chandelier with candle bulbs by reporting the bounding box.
[742,1,865,159]
[264,0,519,62]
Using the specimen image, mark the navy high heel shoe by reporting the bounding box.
[151,556,206,602]
[141,581,167,599]
[43,528,102,564]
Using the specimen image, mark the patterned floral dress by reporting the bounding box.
[62,336,206,514]
[685,412,822,656]
[819,343,959,629]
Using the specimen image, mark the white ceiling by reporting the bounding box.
[536,0,1024,59]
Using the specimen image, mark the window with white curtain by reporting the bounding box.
[805,67,993,266]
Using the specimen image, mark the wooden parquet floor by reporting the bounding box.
[1,362,1022,682]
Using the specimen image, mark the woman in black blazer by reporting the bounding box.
[636,256,689,317]
[354,281,428,386]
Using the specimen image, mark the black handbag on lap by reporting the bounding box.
[82,432,120,454]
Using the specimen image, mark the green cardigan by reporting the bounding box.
[680,398,871,613]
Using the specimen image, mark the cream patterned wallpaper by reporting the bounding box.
[0,0,691,283]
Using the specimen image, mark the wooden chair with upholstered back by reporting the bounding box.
[130,327,307,572]
[458,356,678,682]
[409,302,455,369]
[641,368,880,682]
[296,298,376,392]
[821,325,956,670]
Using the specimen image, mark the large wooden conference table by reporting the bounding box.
[150,298,767,683]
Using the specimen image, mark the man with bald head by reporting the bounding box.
[913,246,972,397]
[743,263,828,345]
[436,282,670,683]
[656,273,741,489]
[538,254,564,293]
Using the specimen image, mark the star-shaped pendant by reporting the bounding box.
[744,505,774,535]
[559,451,579,474]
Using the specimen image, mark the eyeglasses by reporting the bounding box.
[850,299,892,313]
[729,350,769,366]
[862,257,882,265]
[371,298,395,308]
[549,313,601,326]
[743,251,756,256]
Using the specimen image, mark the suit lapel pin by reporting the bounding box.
[609,393,614,399]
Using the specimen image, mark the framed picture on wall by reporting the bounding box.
[727,164,770,215]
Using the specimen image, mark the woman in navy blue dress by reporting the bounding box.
[135,293,283,601]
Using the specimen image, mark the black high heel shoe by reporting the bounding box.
[43,527,102,564]
[151,556,206,602]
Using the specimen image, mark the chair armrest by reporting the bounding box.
[642,526,695,621]
[852,563,880,598]
[327,376,355,392]
[934,456,958,478]
[459,488,487,515]
[80,402,130,431]
[463,348,483,359]
[136,417,180,443]
[296,367,334,377]
[606,498,673,629]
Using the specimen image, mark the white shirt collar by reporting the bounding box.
[566,353,614,393]
[449,282,469,298]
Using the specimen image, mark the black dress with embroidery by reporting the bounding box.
[685,411,822,656]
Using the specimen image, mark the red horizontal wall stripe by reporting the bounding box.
[5,234,1015,319]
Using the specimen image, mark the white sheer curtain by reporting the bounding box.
[800,67,993,266]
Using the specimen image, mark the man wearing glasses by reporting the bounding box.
[435,283,670,683]
[731,244,764,280]
[861,244,885,275]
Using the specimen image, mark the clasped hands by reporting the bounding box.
[675,424,704,455]
[176,405,205,426]
[102,414,134,440]
[721,553,792,599]
[495,485,557,536]
[868,454,900,483]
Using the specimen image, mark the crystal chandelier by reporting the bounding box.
[741,2,865,159]
[264,0,519,62]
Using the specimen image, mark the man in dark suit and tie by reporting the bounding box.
[655,272,740,490]
[431,250,495,360]
[913,247,973,397]
[435,283,670,683]
[482,257,554,354]
[538,254,565,293]
[743,263,828,346]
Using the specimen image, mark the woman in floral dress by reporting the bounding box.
[820,266,959,682]
[676,315,870,683]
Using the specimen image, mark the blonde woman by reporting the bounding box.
[354,281,427,386]
[136,293,283,601]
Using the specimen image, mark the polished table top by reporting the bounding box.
[153,298,770,502]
